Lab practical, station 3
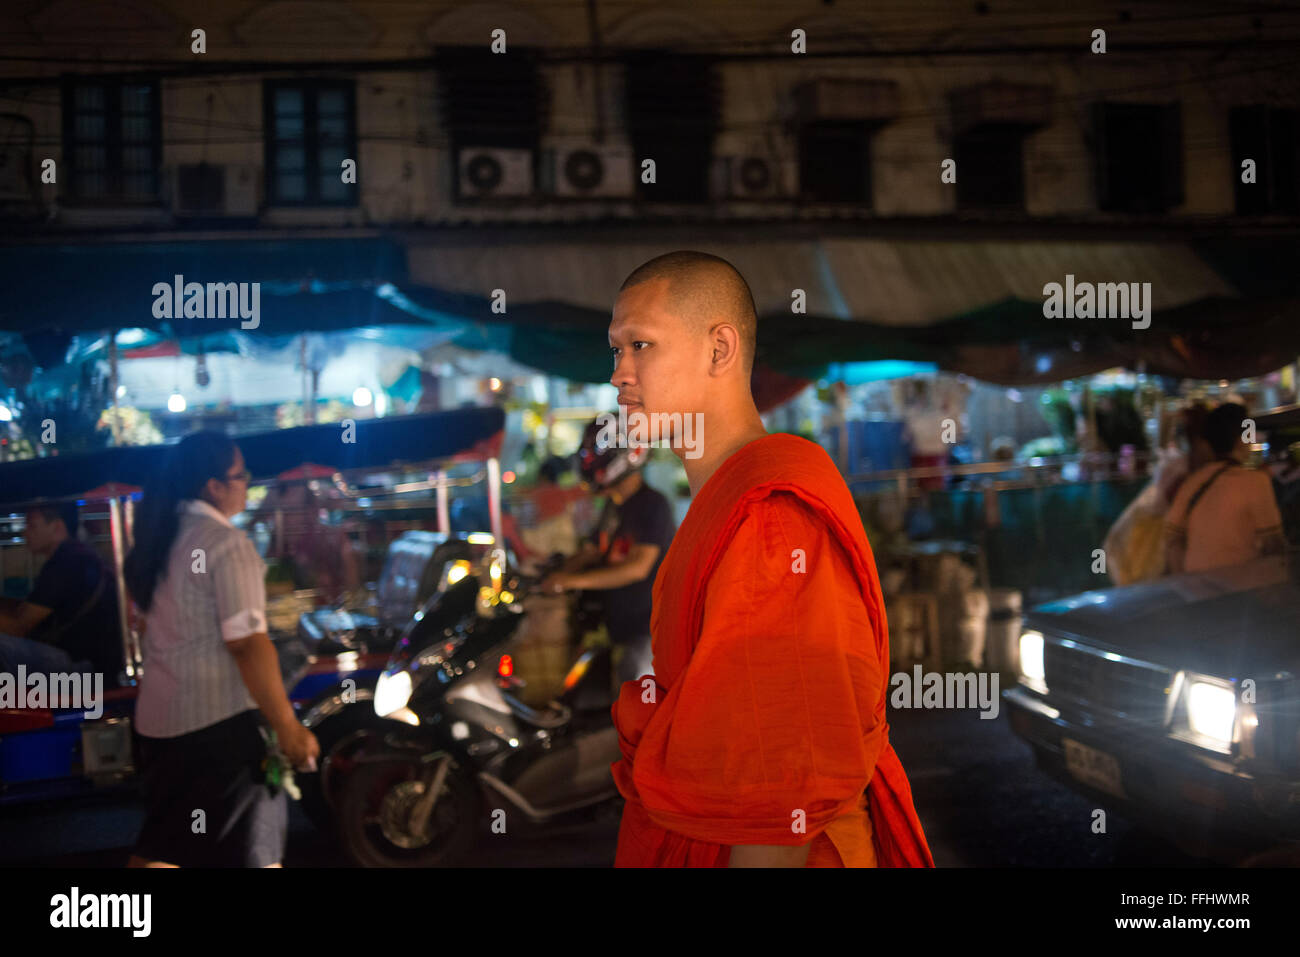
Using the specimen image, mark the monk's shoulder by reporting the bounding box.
[756,490,869,580]
[738,434,838,485]
[737,491,837,554]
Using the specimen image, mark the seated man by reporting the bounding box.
[0,502,123,682]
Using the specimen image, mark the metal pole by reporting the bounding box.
[108,330,121,446]
[300,334,316,426]
[487,457,504,546]
[108,497,138,680]
[435,469,449,535]
[122,495,141,675]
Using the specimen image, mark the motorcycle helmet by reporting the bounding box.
[577,416,649,490]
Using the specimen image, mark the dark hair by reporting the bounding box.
[25,502,80,538]
[1203,402,1249,460]
[1181,402,1210,443]
[538,456,568,484]
[124,431,238,612]
[618,250,759,373]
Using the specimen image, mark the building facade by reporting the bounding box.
[1,0,1298,393]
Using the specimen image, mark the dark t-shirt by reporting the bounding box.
[27,539,123,677]
[587,482,676,644]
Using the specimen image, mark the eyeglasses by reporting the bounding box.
[224,468,252,484]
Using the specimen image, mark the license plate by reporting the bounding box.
[1062,737,1124,798]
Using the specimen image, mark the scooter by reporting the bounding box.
[333,550,624,867]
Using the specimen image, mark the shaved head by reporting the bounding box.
[618,250,757,375]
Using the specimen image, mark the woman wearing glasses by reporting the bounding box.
[124,431,319,867]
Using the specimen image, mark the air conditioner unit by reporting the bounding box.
[715,154,792,199]
[456,147,534,199]
[545,143,635,198]
[171,163,259,216]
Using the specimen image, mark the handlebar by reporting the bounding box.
[506,553,569,595]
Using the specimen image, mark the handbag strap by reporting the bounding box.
[1184,462,1236,521]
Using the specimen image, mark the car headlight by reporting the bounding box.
[1019,630,1046,691]
[374,670,412,718]
[1186,680,1236,748]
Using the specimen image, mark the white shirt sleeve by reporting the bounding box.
[209,533,268,642]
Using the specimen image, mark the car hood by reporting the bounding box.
[1024,558,1300,677]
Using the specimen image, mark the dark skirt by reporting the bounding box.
[133,708,287,867]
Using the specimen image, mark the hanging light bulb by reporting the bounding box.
[168,353,185,414]
[352,386,373,406]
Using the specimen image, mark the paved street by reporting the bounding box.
[0,704,1207,868]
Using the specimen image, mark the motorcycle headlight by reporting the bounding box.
[1186,680,1236,749]
[374,670,412,718]
[445,560,471,586]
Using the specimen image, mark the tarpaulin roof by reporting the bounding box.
[0,236,409,335]
[400,232,1300,385]
[406,236,1236,324]
[2,232,1297,387]
[0,405,504,505]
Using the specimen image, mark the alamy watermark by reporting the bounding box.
[0,667,103,718]
[595,407,704,460]
[151,274,260,329]
[1042,274,1151,330]
[50,886,150,937]
[889,665,1000,719]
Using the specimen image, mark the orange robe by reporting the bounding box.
[611,433,934,867]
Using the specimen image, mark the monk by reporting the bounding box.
[608,250,934,868]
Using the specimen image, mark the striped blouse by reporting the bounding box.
[135,498,266,738]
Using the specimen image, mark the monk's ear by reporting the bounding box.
[708,322,742,375]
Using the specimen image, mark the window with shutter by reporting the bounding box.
[263,79,357,207]
[435,45,547,151]
[954,124,1026,211]
[1231,105,1300,215]
[61,78,161,204]
[1093,101,1184,213]
[623,52,719,203]
[798,121,873,204]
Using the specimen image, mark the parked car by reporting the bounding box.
[1003,555,1300,863]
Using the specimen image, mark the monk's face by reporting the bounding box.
[610,279,710,444]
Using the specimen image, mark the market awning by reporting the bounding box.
[0,236,413,344]
[407,236,1236,325]
[0,406,505,504]
[399,233,1300,385]
[4,231,1297,387]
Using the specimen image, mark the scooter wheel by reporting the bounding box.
[336,756,481,867]
[298,715,387,832]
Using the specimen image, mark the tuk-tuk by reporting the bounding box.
[0,406,509,816]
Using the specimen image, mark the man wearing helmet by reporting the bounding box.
[540,417,676,686]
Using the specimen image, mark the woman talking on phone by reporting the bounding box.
[124,431,319,867]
